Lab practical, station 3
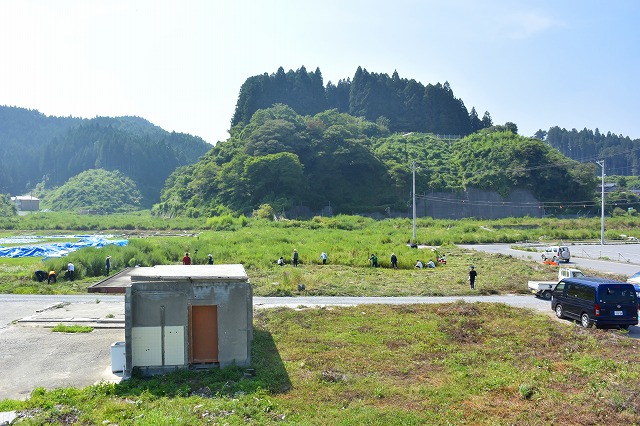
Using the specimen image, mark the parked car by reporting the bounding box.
[625,272,640,301]
[627,271,640,285]
[551,277,638,329]
[541,246,571,263]
[528,268,583,300]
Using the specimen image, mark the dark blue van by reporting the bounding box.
[551,277,639,329]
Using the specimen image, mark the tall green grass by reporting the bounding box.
[0,210,206,231]
[0,214,635,295]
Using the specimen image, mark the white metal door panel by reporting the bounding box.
[132,326,162,366]
[164,326,185,365]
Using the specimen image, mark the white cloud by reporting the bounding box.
[495,11,565,40]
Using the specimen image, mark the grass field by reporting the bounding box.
[1,303,639,424]
[0,214,632,296]
[1,213,639,424]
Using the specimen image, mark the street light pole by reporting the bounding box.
[596,160,605,245]
[403,133,413,165]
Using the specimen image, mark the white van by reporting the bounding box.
[541,246,571,263]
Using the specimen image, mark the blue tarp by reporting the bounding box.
[0,235,128,259]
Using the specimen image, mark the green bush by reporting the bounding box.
[252,204,275,220]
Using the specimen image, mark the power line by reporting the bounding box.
[417,193,638,209]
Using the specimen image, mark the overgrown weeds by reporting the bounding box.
[0,215,629,295]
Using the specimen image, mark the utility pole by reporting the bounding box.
[411,160,417,241]
[596,160,605,245]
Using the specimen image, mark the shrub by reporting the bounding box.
[252,204,275,220]
[206,215,236,231]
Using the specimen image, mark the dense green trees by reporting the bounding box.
[40,123,207,206]
[158,105,595,217]
[0,194,16,216]
[232,66,327,127]
[231,66,494,137]
[450,131,596,202]
[0,106,210,205]
[44,169,142,213]
[538,126,640,177]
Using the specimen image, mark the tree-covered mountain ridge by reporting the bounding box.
[155,104,597,218]
[538,126,640,177]
[232,66,497,137]
[234,66,639,179]
[0,105,211,206]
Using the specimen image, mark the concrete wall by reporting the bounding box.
[281,188,543,220]
[11,196,39,212]
[124,265,252,377]
[419,188,544,219]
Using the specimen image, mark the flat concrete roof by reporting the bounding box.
[130,264,248,282]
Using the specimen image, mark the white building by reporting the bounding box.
[11,195,40,212]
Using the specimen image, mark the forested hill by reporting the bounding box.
[536,126,640,177]
[0,106,211,206]
[156,105,596,218]
[232,66,495,136]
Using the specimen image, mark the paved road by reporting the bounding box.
[0,296,125,401]
[459,242,640,276]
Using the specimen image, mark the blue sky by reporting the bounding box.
[1,0,638,144]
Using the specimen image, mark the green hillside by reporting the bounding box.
[43,169,142,213]
[0,106,211,205]
[155,105,596,217]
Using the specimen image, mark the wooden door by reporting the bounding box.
[189,305,218,363]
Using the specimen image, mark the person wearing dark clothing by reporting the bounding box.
[369,254,378,267]
[47,270,57,284]
[183,252,191,265]
[207,254,214,265]
[105,256,111,275]
[35,270,47,282]
[390,253,398,269]
[293,249,299,267]
[469,265,477,289]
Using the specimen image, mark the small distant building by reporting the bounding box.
[124,264,252,377]
[599,183,618,193]
[11,195,39,212]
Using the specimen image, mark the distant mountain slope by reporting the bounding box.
[0,106,211,205]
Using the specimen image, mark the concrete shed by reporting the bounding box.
[124,264,252,377]
[11,195,39,212]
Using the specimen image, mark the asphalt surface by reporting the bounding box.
[2,242,640,403]
[0,296,124,402]
[459,242,640,276]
